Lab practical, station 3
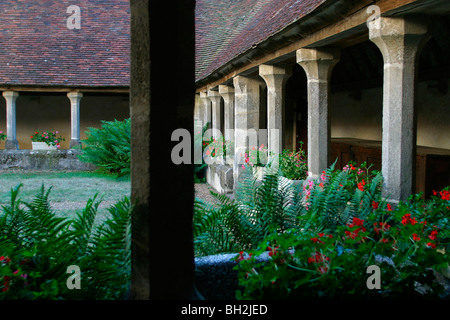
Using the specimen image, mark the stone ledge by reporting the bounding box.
[0,149,96,171]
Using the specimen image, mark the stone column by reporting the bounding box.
[2,91,19,150]
[200,91,211,138]
[218,85,235,144]
[259,64,290,158]
[369,17,429,203]
[297,48,340,178]
[67,92,83,148]
[207,89,223,140]
[233,76,262,187]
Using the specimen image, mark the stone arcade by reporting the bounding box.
[195,0,450,204]
[132,0,450,299]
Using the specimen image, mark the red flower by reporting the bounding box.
[401,213,417,226]
[317,265,328,274]
[386,203,393,211]
[374,222,391,236]
[311,237,324,244]
[308,251,329,264]
[429,230,438,241]
[357,180,365,191]
[372,201,379,210]
[427,242,437,249]
[412,233,421,241]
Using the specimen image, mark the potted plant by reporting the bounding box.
[30,130,65,150]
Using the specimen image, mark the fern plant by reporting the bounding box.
[193,169,302,257]
[0,184,133,300]
[193,161,383,257]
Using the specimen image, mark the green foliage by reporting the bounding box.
[78,118,131,177]
[193,170,301,257]
[0,184,133,300]
[233,163,450,299]
[279,142,308,180]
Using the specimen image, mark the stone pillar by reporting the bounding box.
[233,76,262,187]
[259,64,290,158]
[207,89,222,140]
[218,85,235,144]
[200,91,211,138]
[2,91,19,150]
[130,0,195,299]
[67,92,83,148]
[369,17,429,203]
[297,48,340,178]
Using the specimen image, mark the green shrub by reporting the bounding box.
[78,118,131,177]
[0,184,133,300]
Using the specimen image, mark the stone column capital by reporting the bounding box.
[67,91,83,100]
[233,75,264,95]
[368,17,429,64]
[259,64,291,89]
[199,91,209,100]
[219,85,234,105]
[2,91,19,99]
[207,89,222,104]
[296,48,340,81]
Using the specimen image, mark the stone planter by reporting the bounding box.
[31,142,57,151]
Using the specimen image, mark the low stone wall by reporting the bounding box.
[194,252,271,300]
[0,149,96,171]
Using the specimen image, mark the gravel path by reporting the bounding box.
[195,183,218,204]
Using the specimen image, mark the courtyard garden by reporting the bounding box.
[0,119,132,300]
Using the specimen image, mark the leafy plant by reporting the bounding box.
[279,142,308,180]
[78,118,131,177]
[0,184,133,300]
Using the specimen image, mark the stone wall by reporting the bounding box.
[0,149,96,171]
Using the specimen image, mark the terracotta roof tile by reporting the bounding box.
[0,0,130,88]
[195,0,326,82]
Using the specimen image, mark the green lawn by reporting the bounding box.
[0,170,131,224]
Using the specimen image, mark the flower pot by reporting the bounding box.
[32,142,57,151]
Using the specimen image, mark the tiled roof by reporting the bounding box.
[195,0,326,83]
[0,0,130,88]
[0,0,326,88]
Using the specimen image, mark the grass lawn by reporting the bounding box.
[0,170,131,225]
